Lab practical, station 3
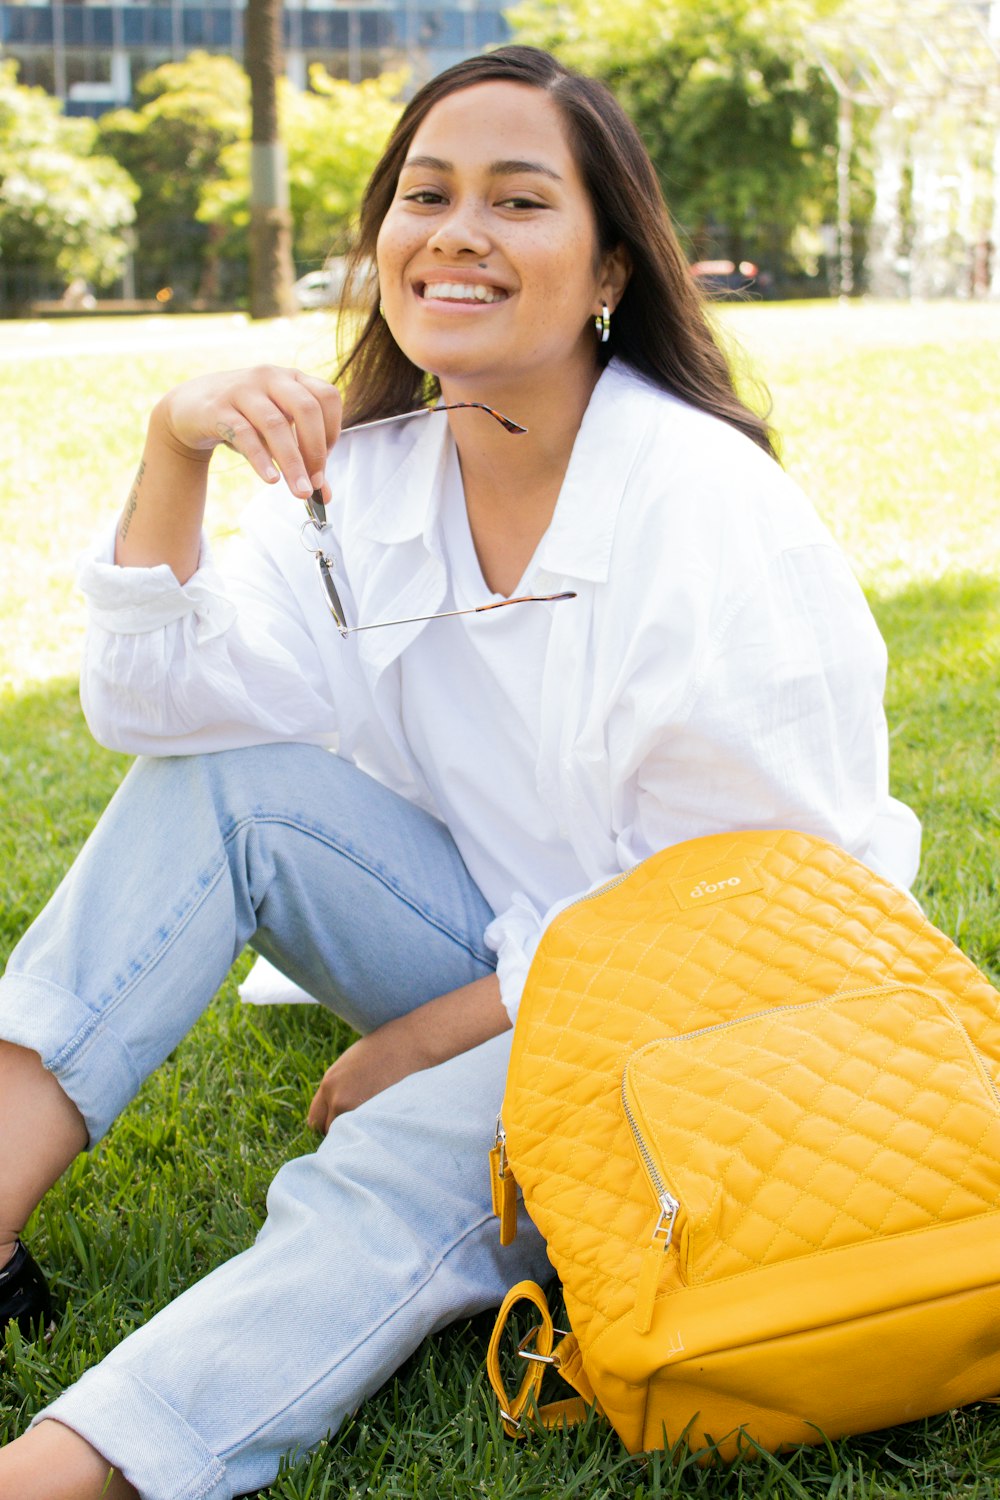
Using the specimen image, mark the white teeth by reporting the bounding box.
[422,282,506,304]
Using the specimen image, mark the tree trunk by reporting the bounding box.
[245,0,297,319]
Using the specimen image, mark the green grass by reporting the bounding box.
[1,303,999,1497]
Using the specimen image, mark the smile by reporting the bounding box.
[420,282,509,304]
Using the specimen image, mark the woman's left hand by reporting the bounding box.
[307,1016,423,1133]
[306,974,511,1134]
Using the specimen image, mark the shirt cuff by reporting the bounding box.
[77,525,237,642]
[485,892,543,1025]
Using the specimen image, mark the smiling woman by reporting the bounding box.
[0,44,920,1500]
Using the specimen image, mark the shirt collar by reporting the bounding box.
[350,407,453,547]
[348,360,655,583]
[536,359,653,584]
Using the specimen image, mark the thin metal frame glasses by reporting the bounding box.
[299,403,576,637]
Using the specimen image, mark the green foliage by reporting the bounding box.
[287,66,403,265]
[0,60,138,291]
[508,0,854,274]
[198,66,403,270]
[96,52,250,300]
[96,54,400,301]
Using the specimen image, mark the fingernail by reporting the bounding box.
[295,478,313,497]
[310,472,325,490]
[265,463,280,481]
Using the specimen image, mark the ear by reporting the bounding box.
[599,244,632,314]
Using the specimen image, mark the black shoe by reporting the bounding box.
[0,1241,54,1337]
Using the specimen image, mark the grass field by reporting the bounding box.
[1,302,999,1498]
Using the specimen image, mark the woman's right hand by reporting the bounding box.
[117,366,343,581]
[154,365,344,504]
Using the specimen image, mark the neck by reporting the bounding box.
[437,356,604,596]
[440,356,603,520]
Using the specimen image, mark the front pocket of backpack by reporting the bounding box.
[622,984,1000,1293]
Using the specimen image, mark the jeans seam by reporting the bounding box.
[225,813,495,970]
[119,1373,226,1500]
[46,856,230,1073]
[217,1208,500,1459]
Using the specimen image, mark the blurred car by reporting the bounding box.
[293,260,349,309]
[690,259,760,296]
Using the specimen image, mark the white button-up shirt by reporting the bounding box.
[79,360,920,1020]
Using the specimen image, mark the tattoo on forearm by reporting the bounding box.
[119,459,145,542]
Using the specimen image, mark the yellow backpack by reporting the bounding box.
[487,829,1000,1459]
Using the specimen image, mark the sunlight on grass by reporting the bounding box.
[1,313,339,694]
[719,300,1000,587]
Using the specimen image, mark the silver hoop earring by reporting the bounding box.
[594,301,611,344]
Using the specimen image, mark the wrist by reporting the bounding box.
[148,398,215,469]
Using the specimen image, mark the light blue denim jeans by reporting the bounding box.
[0,745,551,1500]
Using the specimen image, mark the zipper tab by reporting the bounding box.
[490,1117,518,1246]
[633,1193,679,1335]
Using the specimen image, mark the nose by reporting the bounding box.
[426,197,491,259]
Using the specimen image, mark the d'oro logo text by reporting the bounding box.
[668,859,763,911]
[689,875,742,899]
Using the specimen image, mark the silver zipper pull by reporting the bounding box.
[634,1192,681,1335]
[653,1192,680,1249]
[489,1117,518,1246]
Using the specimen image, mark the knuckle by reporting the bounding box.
[260,409,291,433]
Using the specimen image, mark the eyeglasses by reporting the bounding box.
[300,402,576,637]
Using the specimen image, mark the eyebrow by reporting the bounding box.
[401,154,563,182]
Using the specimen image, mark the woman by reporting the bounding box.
[0,44,919,1500]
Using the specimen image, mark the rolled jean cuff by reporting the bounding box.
[0,972,141,1145]
[33,1370,227,1500]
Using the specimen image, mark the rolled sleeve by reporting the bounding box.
[79,532,236,642]
[484,893,543,1025]
[77,525,338,756]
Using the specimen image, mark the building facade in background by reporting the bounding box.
[1,0,509,114]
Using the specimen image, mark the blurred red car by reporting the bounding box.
[690,259,759,294]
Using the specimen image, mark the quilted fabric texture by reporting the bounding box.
[499,829,1000,1451]
[624,985,1000,1285]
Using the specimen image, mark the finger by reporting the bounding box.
[306,1086,328,1134]
[293,372,343,496]
[246,369,339,499]
[224,388,318,499]
[212,407,286,486]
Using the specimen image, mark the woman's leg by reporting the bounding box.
[0,742,497,1150]
[0,743,521,1494]
[0,1043,87,1266]
[23,1034,551,1500]
[0,1422,138,1500]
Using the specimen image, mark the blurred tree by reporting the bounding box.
[0,60,138,304]
[509,0,850,281]
[97,52,248,303]
[98,54,400,305]
[198,68,402,271]
[246,0,296,318]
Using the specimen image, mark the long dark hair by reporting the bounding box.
[335,45,776,459]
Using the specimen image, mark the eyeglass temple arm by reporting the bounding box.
[345,592,576,635]
[304,402,527,526]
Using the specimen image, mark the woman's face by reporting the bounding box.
[376,81,626,400]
